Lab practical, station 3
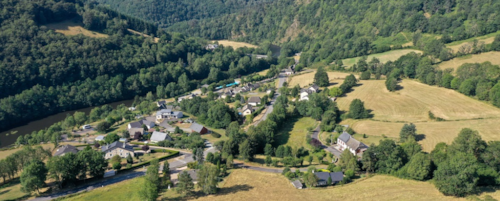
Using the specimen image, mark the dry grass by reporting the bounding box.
[62,177,144,201]
[190,169,492,201]
[46,20,108,38]
[275,117,317,150]
[0,142,84,160]
[257,69,269,76]
[447,32,499,52]
[288,71,356,87]
[127,29,159,42]
[336,79,500,122]
[438,51,500,72]
[340,49,423,67]
[214,40,258,49]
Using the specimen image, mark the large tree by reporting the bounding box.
[176,171,195,196]
[449,128,486,158]
[197,164,220,195]
[399,123,417,142]
[347,99,369,119]
[314,67,329,87]
[20,160,47,194]
[434,152,479,197]
[404,152,431,181]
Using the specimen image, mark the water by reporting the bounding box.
[0,99,134,148]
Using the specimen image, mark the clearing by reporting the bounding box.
[288,71,356,87]
[340,49,423,67]
[275,117,317,150]
[336,79,500,151]
[127,29,159,42]
[438,51,500,72]
[214,40,258,49]
[45,20,108,38]
[188,169,499,201]
[446,30,500,52]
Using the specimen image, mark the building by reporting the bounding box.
[247,96,261,106]
[81,124,91,129]
[156,109,183,122]
[299,89,313,101]
[206,44,219,50]
[291,180,303,189]
[284,67,295,75]
[101,141,135,159]
[53,145,79,156]
[178,94,196,102]
[156,100,166,108]
[315,172,344,186]
[337,131,369,155]
[241,104,255,116]
[128,127,144,136]
[190,122,208,134]
[150,131,173,143]
[128,119,155,130]
[95,135,105,141]
[309,84,320,93]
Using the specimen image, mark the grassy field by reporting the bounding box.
[0,178,30,201]
[336,79,500,151]
[188,169,498,201]
[0,142,84,160]
[340,49,423,67]
[288,71,356,87]
[214,40,258,49]
[62,177,145,201]
[446,30,500,52]
[438,51,500,72]
[46,20,108,38]
[275,117,317,150]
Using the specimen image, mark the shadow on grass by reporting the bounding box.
[415,134,426,141]
[0,189,11,196]
[273,117,300,147]
[162,184,254,201]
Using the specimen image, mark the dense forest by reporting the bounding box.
[98,0,500,62]
[0,0,274,131]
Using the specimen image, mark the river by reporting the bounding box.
[0,99,134,148]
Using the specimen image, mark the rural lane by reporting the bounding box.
[254,73,287,126]
[311,125,342,158]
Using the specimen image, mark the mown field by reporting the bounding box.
[275,117,317,150]
[340,49,423,67]
[288,71,356,87]
[336,79,500,151]
[438,51,500,72]
[61,177,145,201]
[213,40,258,49]
[46,20,109,38]
[446,30,500,52]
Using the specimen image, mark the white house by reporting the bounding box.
[156,109,183,122]
[309,84,320,93]
[241,104,254,116]
[150,131,173,143]
[284,67,294,75]
[299,89,312,101]
[101,141,135,159]
[247,96,261,106]
[128,120,155,130]
[95,135,105,141]
[337,131,368,155]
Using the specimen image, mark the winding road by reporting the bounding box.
[254,73,288,126]
[311,126,342,158]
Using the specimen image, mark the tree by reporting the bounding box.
[264,144,273,156]
[339,150,358,172]
[146,159,160,186]
[481,141,500,171]
[490,82,500,108]
[385,77,398,91]
[63,115,76,130]
[226,155,234,168]
[328,87,343,97]
[142,145,150,151]
[449,128,486,158]
[434,152,479,197]
[265,155,272,166]
[122,130,130,139]
[401,138,422,159]
[347,99,369,119]
[176,171,195,196]
[238,139,252,161]
[360,71,371,80]
[104,133,120,144]
[275,145,285,158]
[196,147,204,164]
[139,178,159,201]
[163,161,171,180]
[459,78,476,96]
[197,164,219,195]
[399,123,417,142]
[96,121,111,133]
[404,152,431,181]
[20,160,47,194]
[74,112,87,128]
[314,67,329,87]
[303,172,318,187]
[308,155,313,165]
[126,153,133,164]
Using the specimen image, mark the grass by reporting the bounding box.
[340,49,423,67]
[446,30,500,52]
[61,177,145,201]
[213,40,258,49]
[336,79,500,151]
[0,142,84,160]
[275,117,317,150]
[187,169,498,201]
[438,51,500,72]
[257,69,269,76]
[288,70,356,87]
[372,32,412,48]
[45,20,108,38]
[0,178,30,201]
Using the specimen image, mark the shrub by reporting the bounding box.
[142,145,150,151]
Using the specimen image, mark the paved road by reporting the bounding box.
[254,73,287,126]
[311,125,342,158]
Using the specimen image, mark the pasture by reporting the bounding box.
[275,117,317,150]
[61,177,144,201]
[214,40,258,49]
[340,49,423,67]
[46,20,108,38]
[446,30,500,52]
[438,51,500,72]
[288,71,356,87]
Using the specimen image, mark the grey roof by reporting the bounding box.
[101,141,134,152]
[95,135,105,141]
[338,131,351,143]
[187,170,198,181]
[339,131,368,150]
[53,145,79,156]
[140,120,154,126]
[190,122,206,133]
[128,127,144,135]
[157,109,172,116]
[291,180,303,188]
[300,89,313,94]
[310,84,319,90]
[129,121,142,128]
[248,96,261,103]
[150,131,172,142]
[157,100,166,106]
[242,104,253,112]
[315,172,332,182]
[314,172,344,183]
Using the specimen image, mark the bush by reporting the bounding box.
[142,145,150,151]
[187,162,198,169]
[112,162,122,170]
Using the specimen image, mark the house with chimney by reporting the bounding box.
[337,131,369,156]
[101,141,135,159]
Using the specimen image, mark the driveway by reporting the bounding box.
[311,125,342,158]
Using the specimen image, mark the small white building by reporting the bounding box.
[241,104,255,116]
[150,131,173,143]
[95,135,105,141]
[299,89,312,101]
[82,124,91,129]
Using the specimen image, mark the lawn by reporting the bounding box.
[438,51,500,72]
[446,30,500,52]
[340,49,423,67]
[0,178,30,201]
[288,71,356,87]
[0,142,84,160]
[188,169,499,201]
[46,20,108,38]
[275,117,318,150]
[213,40,258,49]
[61,177,145,201]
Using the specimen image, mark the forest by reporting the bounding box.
[0,0,274,131]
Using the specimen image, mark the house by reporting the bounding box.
[299,89,313,101]
[101,141,135,159]
[248,96,261,106]
[309,84,320,93]
[178,94,196,102]
[206,44,219,50]
[241,104,255,116]
[337,131,369,155]
[314,172,344,186]
[190,122,208,134]
[156,100,166,108]
[291,180,303,189]
[95,135,105,141]
[233,87,243,94]
[128,120,155,130]
[150,131,173,143]
[284,67,295,75]
[128,127,144,137]
[156,109,183,122]
[53,145,79,156]
[82,124,91,129]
